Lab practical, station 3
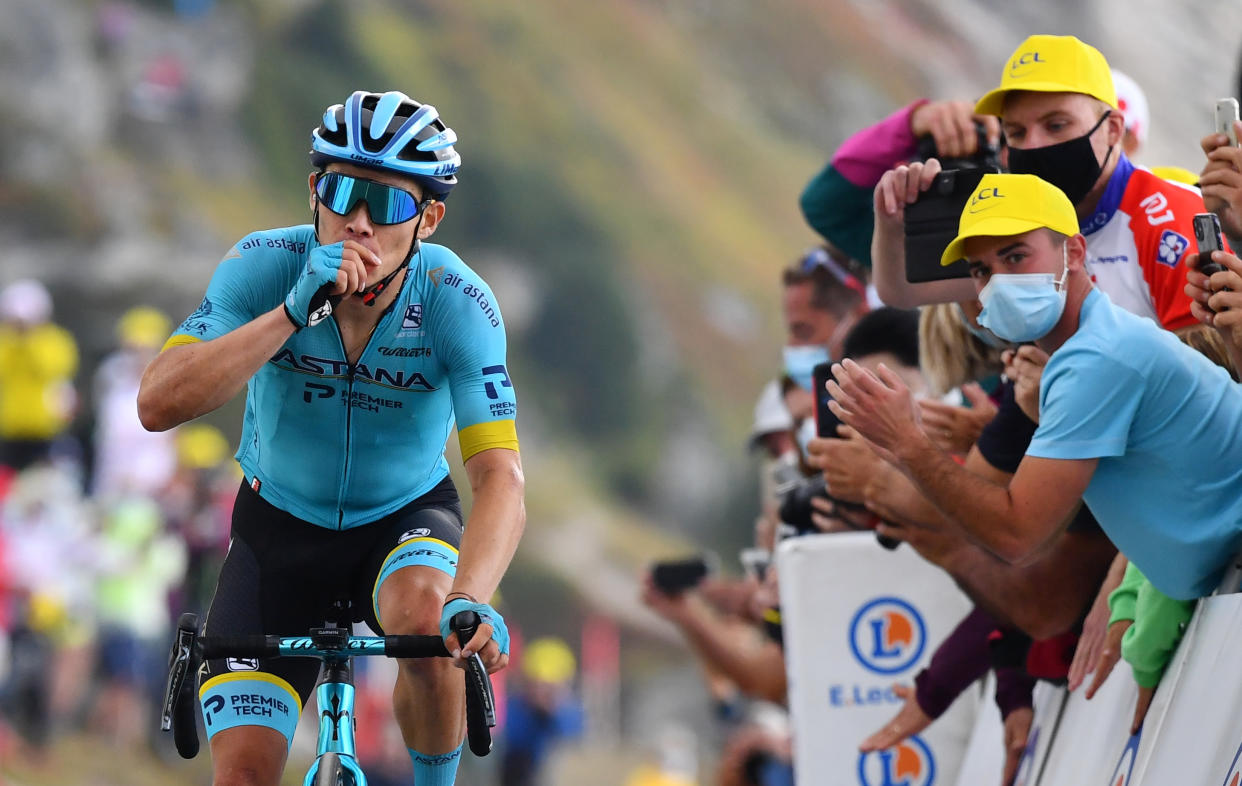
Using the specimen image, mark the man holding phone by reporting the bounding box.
[873,35,1215,340]
[1199,98,1242,245]
[831,173,1242,606]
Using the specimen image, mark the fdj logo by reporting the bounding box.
[857,735,936,786]
[1108,729,1141,786]
[1221,738,1242,786]
[849,597,926,674]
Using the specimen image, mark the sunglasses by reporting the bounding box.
[314,172,430,225]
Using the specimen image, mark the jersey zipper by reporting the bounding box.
[329,285,406,530]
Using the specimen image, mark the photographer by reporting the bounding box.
[800,100,1001,269]
[873,35,1215,344]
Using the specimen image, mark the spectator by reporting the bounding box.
[1111,69,1199,185]
[831,171,1242,634]
[871,34,1215,346]
[0,280,79,472]
[501,636,585,786]
[1106,562,1194,733]
[92,305,177,500]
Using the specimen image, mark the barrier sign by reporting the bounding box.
[778,533,975,785]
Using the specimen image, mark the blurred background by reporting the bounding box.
[0,0,1237,783]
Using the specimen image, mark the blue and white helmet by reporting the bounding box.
[310,90,460,198]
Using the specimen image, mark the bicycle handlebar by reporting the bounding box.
[162,611,496,761]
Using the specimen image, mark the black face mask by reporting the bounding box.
[1007,111,1113,206]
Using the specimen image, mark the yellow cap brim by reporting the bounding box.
[975,81,1118,117]
[940,216,1051,266]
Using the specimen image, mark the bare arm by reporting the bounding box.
[871,159,978,307]
[869,447,1114,638]
[642,582,787,705]
[451,447,526,603]
[828,359,1096,564]
[137,306,296,431]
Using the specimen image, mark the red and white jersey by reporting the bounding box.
[1081,154,1207,331]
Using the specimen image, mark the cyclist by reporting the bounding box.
[138,90,524,786]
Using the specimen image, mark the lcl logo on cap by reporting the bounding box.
[1009,50,1048,77]
[968,187,1005,214]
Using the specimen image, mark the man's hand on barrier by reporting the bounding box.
[858,684,931,753]
[1001,346,1049,424]
[909,101,1002,160]
[1131,685,1155,735]
[1068,560,1127,691]
[917,383,998,454]
[1199,128,1242,239]
[1002,706,1033,786]
[1084,619,1132,699]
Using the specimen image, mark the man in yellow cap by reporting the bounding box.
[829,172,1242,607]
[873,36,1217,343]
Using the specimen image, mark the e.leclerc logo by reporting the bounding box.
[1219,738,1242,786]
[1107,730,1141,786]
[849,597,927,675]
[857,734,936,786]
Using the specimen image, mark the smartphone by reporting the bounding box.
[651,555,713,594]
[904,168,992,283]
[1195,213,1226,275]
[812,361,841,438]
[1217,97,1240,147]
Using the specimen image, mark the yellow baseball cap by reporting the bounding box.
[975,35,1118,117]
[522,637,576,684]
[940,173,1080,266]
[118,305,171,349]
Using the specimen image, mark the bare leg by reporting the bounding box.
[377,566,466,755]
[209,725,289,786]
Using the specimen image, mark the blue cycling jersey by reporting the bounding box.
[166,225,519,529]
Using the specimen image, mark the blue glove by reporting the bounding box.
[440,598,510,656]
[284,241,346,328]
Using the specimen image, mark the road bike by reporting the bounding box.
[161,600,496,785]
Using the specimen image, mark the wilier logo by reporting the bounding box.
[857,735,936,786]
[849,597,927,675]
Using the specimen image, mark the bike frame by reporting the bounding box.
[305,644,365,785]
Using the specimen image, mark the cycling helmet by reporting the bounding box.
[310,90,460,198]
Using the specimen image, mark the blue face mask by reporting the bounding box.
[954,303,1009,349]
[783,345,831,391]
[976,245,1069,343]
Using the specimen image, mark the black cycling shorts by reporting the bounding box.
[197,476,462,743]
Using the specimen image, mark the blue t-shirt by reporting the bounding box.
[167,225,519,529]
[1027,289,1242,599]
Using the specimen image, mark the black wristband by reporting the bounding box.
[283,302,304,330]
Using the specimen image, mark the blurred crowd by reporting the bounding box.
[642,36,1242,786]
[0,287,239,764]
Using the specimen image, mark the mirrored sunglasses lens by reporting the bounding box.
[317,173,361,216]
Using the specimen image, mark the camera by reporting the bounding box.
[650,555,714,594]
[914,121,1003,174]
